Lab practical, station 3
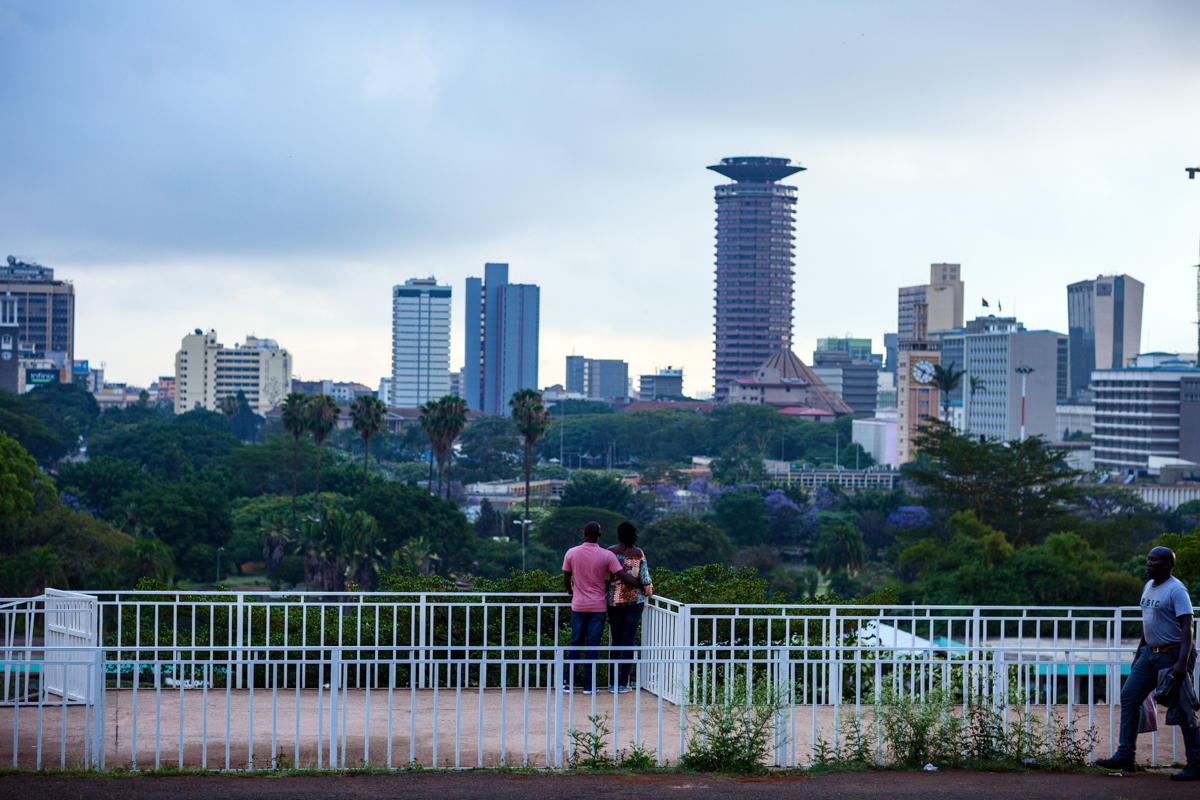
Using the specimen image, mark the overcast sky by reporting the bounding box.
[3,1,1199,396]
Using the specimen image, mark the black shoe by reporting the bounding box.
[1170,766,1199,781]
[1094,755,1136,772]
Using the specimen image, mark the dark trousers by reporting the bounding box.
[607,603,644,688]
[568,610,606,690]
[1115,645,1200,765]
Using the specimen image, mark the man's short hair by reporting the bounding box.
[583,521,601,538]
[1150,546,1176,567]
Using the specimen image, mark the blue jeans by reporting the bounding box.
[1115,645,1200,765]
[607,603,644,687]
[568,611,606,690]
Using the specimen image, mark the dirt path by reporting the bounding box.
[0,770,1195,800]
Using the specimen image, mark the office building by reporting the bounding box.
[639,367,685,401]
[565,355,587,395]
[564,354,630,400]
[0,293,18,394]
[882,333,898,375]
[292,379,374,402]
[391,277,451,406]
[852,408,898,468]
[725,348,853,415]
[1092,365,1200,472]
[709,157,803,400]
[0,256,74,373]
[1067,274,1144,398]
[174,330,292,415]
[811,350,879,415]
[938,317,1067,441]
[898,264,964,342]
[815,337,882,367]
[464,263,540,414]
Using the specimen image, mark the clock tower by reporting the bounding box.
[0,293,19,395]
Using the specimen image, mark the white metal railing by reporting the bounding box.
[1,593,1197,771]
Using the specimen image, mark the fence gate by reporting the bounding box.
[42,589,97,703]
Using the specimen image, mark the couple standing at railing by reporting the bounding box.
[561,520,653,694]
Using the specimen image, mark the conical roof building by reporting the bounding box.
[725,347,853,416]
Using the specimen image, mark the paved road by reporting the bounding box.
[0,770,1194,800]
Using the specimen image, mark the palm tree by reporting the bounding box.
[280,392,311,532]
[434,396,468,499]
[813,522,867,576]
[419,399,442,494]
[307,394,341,507]
[931,361,966,422]
[21,546,68,595]
[510,388,551,569]
[349,395,386,491]
[117,538,176,585]
[966,375,987,431]
[220,394,239,419]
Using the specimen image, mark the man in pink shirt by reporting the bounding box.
[562,521,643,693]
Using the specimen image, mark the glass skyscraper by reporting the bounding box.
[708,157,803,400]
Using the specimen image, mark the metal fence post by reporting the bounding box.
[91,648,104,768]
[418,594,427,690]
[330,648,340,768]
[675,603,691,705]
[235,594,245,690]
[553,648,564,768]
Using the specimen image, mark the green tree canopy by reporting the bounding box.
[0,430,54,523]
[558,471,633,515]
[355,482,475,576]
[640,515,735,574]
[905,421,1080,546]
[533,506,626,557]
[713,490,771,547]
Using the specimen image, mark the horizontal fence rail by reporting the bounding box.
[0,591,1196,771]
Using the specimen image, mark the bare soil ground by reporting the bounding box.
[0,769,1196,800]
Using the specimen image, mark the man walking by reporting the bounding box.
[562,521,643,694]
[1096,546,1198,780]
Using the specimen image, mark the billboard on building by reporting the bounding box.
[26,369,58,385]
[73,360,89,374]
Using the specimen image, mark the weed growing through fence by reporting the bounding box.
[811,688,1096,772]
[567,714,613,769]
[678,666,790,774]
[618,741,659,771]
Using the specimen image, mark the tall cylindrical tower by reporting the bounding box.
[708,156,804,401]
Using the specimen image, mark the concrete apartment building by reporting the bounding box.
[464,263,539,414]
[639,367,684,401]
[1092,364,1200,472]
[709,157,803,401]
[896,264,965,463]
[391,277,451,406]
[939,318,1067,441]
[815,336,883,367]
[174,330,292,415]
[0,256,74,379]
[1067,274,1143,399]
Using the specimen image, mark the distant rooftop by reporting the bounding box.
[1,256,54,281]
[707,156,805,183]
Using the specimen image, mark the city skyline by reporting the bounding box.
[2,2,1199,394]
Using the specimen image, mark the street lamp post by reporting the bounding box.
[1015,365,1034,440]
[216,546,225,585]
[519,518,532,571]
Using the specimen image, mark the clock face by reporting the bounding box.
[912,360,935,384]
[0,352,10,361]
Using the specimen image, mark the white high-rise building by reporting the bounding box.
[391,278,451,406]
[173,330,292,415]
